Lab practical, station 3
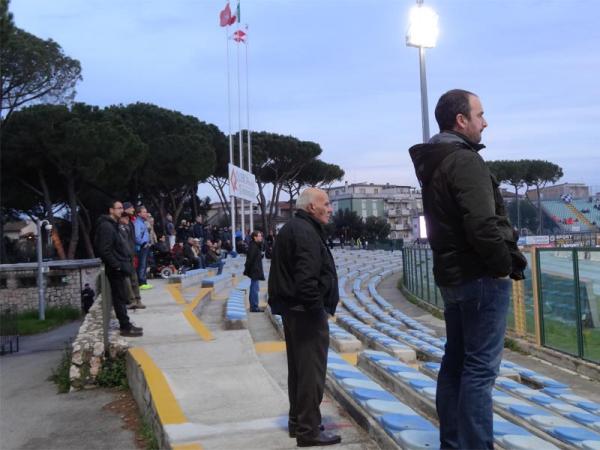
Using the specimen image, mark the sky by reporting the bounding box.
[10,0,600,196]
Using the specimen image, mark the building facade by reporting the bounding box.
[327,182,422,241]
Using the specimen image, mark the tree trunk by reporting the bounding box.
[514,184,520,231]
[257,182,268,233]
[37,171,67,259]
[536,185,542,234]
[78,201,95,258]
[78,212,95,258]
[66,178,79,259]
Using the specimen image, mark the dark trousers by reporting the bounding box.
[436,277,511,450]
[282,309,329,439]
[106,270,132,330]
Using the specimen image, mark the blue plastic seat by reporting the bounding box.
[567,412,600,425]
[493,420,530,436]
[380,413,436,432]
[508,404,551,417]
[551,427,600,444]
[351,388,397,403]
[408,379,436,390]
[330,369,369,381]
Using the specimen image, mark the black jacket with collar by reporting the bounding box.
[244,240,265,281]
[94,215,133,275]
[268,210,339,315]
[409,131,527,286]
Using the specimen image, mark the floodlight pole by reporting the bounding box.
[35,219,51,320]
[418,46,430,143]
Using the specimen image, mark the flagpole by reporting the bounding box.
[225,24,236,253]
[245,24,254,234]
[236,21,245,242]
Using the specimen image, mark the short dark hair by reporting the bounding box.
[107,199,121,211]
[434,89,476,132]
[250,230,262,240]
[135,205,146,215]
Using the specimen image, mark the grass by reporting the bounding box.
[48,344,72,393]
[17,306,81,335]
[97,355,129,389]
[139,420,159,450]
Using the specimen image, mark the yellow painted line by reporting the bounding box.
[166,284,186,305]
[184,288,214,342]
[189,287,212,308]
[340,352,358,366]
[172,443,203,450]
[128,348,188,425]
[255,341,286,354]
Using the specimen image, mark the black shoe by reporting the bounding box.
[250,308,264,313]
[130,324,143,332]
[289,424,324,438]
[297,431,341,447]
[120,326,143,337]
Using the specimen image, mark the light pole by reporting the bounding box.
[35,218,52,320]
[406,0,439,143]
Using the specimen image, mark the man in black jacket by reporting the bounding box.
[244,231,265,312]
[268,188,341,447]
[409,89,526,450]
[94,200,143,337]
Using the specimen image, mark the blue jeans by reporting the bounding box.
[208,260,225,275]
[436,276,511,450]
[249,279,260,311]
[137,245,150,285]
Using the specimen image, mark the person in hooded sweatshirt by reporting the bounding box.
[94,200,143,337]
[409,89,527,450]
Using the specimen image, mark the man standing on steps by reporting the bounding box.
[409,89,527,450]
[134,205,153,290]
[244,230,265,312]
[94,200,143,337]
[268,188,341,447]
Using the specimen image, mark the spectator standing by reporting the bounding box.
[94,200,143,337]
[119,214,146,309]
[244,231,265,312]
[409,89,526,449]
[192,215,205,241]
[165,213,176,249]
[176,220,190,244]
[81,283,95,314]
[121,204,144,309]
[134,206,153,290]
[268,188,341,447]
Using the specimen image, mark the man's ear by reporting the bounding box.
[455,113,467,131]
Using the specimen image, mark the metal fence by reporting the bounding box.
[402,245,600,363]
[0,305,19,355]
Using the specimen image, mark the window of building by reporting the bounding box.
[17,277,37,288]
[360,188,366,194]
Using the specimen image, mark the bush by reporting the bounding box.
[96,355,128,389]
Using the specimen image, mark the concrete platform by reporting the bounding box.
[123,277,378,449]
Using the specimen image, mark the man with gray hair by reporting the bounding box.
[268,188,341,447]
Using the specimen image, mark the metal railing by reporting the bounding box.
[402,245,600,363]
[99,267,112,356]
[0,305,19,355]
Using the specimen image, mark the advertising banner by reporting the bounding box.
[228,164,257,202]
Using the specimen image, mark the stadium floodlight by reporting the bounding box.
[406,3,439,48]
[406,0,439,142]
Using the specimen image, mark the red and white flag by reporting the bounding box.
[219,2,236,27]
[233,29,246,43]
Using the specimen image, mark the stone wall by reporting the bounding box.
[69,294,130,390]
[0,259,101,313]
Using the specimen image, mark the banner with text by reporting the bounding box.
[228,163,258,202]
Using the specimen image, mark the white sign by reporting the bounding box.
[228,164,258,202]
[524,235,550,246]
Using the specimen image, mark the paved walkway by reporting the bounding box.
[125,278,377,450]
[0,321,137,450]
